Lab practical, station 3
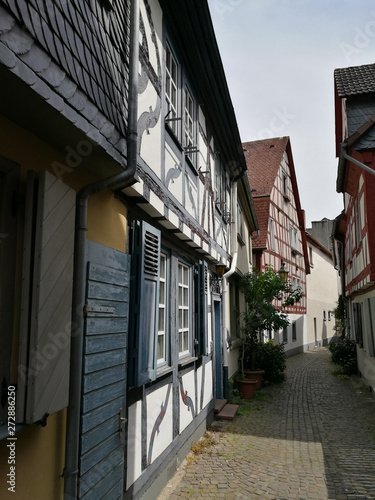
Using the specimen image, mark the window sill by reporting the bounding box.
[178,356,198,368]
[156,365,174,378]
[165,123,183,153]
[185,155,198,176]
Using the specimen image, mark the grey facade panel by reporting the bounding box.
[347,99,375,137]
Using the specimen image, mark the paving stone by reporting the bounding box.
[157,348,375,500]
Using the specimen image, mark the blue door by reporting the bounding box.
[79,241,130,500]
[214,300,222,399]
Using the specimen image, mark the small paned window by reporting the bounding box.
[270,219,275,251]
[184,87,194,160]
[283,173,288,196]
[215,156,226,212]
[166,45,178,137]
[290,226,298,251]
[157,252,167,364]
[237,203,244,242]
[178,262,190,355]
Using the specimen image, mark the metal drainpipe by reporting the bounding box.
[342,147,375,176]
[64,1,139,498]
[221,175,240,399]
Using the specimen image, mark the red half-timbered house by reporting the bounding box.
[334,63,375,390]
[243,137,310,355]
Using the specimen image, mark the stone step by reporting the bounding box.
[214,399,227,413]
[216,404,239,421]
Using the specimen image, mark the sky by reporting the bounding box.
[208,0,375,227]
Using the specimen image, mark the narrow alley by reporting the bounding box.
[158,348,375,500]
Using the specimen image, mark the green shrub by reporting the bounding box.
[255,340,286,384]
[329,336,357,375]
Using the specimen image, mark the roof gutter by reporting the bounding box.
[64,1,139,498]
[338,142,375,192]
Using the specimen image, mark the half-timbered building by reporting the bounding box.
[334,63,375,391]
[243,137,310,356]
[123,2,257,497]
[0,1,257,499]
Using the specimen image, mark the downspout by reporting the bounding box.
[221,174,240,399]
[341,143,375,176]
[64,1,139,498]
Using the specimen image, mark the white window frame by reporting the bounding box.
[157,252,168,366]
[270,219,275,251]
[184,86,195,160]
[290,226,298,251]
[165,44,179,138]
[178,261,191,357]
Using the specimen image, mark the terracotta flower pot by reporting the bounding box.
[237,379,257,399]
[243,369,265,390]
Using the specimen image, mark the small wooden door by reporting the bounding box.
[214,300,223,399]
[79,241,130,500]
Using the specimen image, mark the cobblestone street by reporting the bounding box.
[157,348,375,499]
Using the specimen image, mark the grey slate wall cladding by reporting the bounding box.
[0,0,129,162]
[347,98,375,137]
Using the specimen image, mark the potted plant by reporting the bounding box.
[239,265,303,386]
[236,373,257,399]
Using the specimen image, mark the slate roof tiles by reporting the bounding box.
[335,63,375,98]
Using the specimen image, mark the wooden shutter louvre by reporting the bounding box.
[128,221,160,387]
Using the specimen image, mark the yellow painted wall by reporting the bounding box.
[0,114,128,498]
[0,115,127,252]
[0,410,66,499]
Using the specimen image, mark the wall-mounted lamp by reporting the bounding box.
[216,263,226,277]
[278,260,289,283]
[211,263,226,294]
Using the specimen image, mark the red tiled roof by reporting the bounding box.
[243,137,289,196]
[252,197,270,249]
[243,137,289,249]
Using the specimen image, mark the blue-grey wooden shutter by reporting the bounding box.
[196,260,208,356]
[79,241,130,500]
[25,171,75,423]
[128,221,160,386]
